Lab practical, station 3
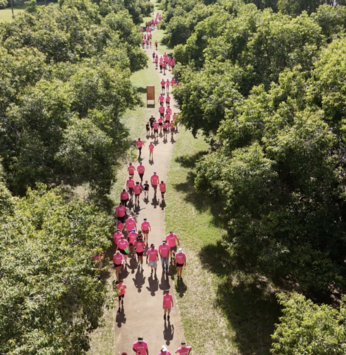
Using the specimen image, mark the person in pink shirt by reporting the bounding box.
[113,250,124,281]
[113,229,123,248]
[128,228,137,254]
[159,345,171,355]
[146,243,159,279]
[128,162,136,177]
[159,181,166,200]
[158,117,164,135]
[165,231,180,262]
[166,94,170,107]
[125,215,136,234]
[175,341,191,355]
[116,280,126,310]
[151,172,159,197]
[132,336,148,355]
[162,122,168,140]
[163,289,174,321]
[115,202,126,223]
[159,239,170,273]
[149,142,154,161]
[137,162,145,182]
[159,106,165,119]
[166,107,172,116]
[136,138,143,158]
[141,218,151,245]
[159,93,164,106]
[134,233,145,271]
[121,189,129,207]
[166,79,170,93]
[161,79,166,93]
[117,220,124,233]
[175,248,186,280]
[126,176,135,200]
[165,112,170,123]
[117,235,129,266]
[133,182,143,205]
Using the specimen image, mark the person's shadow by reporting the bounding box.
[149,158,154,165]
[119,265,129,279]
[116,307,126,327]
[159,272,170,291]
[127,199,134,210]
[163,321,174,345]
[133,269,146,292]
[160,199,166,210]
[146,274,159,296]
[175,278,188,298]
[128,255,138,274]
[151,196,158,208]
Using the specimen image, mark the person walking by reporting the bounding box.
[165,231,180,263]
[113,229,123,249]
[142,180,150,200]
[125,215,137,234]
[163,289,174,321]
[146,243,159,279]
[146,121,150,137]
[175,248,186,280]
[134,234,145,271]
[116,280,126,311]
[134,182,143,206]
[120,189,129,207]
[162,121,168,140]
[151,172,159,197]
[113,250,124,281]
[126,176,135,201]
[159,181,166,200]
[117,235,130,266]
[149,115,155,135]
[149,142,154,161]
[128,162,136,177]
[159,239,170,273]
[136,138,143,158]
[155,40,158,50]
[128,228,137,254]
[175,341,192,355]
[166,79,170,94]
[132,336,148,355]
[115,202,126,223]
[137,162,145,182]
[159,345,171,355]
[159,93,164,106]
[166,94,170,107]
[141,218,151,246]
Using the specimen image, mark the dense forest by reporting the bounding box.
[0,0,152,353]
[159,0,346,352]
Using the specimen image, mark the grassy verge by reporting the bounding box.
[165,128,280,355]
[0,5,24,22]
[88,45,161,355]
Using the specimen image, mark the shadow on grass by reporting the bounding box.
[173,151,280,354]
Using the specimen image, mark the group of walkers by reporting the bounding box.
[98,11,191,355]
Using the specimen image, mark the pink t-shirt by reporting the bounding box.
[149,144,154,152]
[137,165,145,174]
[165,113,170,121]
[166,96,170,102]
[117,239,129,250]
[133,341,148,355]
[117,221,124,231]
[166,80,170,87]
[153,122,158,130]
[159,106,165,114]
[166,233,178,247]
[125,218,136,231]
[116,205,125,217]
[135,240,145,253]
[158,118,164,124]
[116,283,126,296]
[170,122,174,129]
[128,232,137,244]
[141,221,150,231]
[136,140,143,148]
[159,183,166,192]
[166,107,172,115]
[127,179,135,188]
[121,191,129,200]
[163,294,173,308]
[161,79,165,86]
[159,244,170,257]
[128,165,135,174]
[163,123,168,129]
[175,252,186,264]
[134,184,142,194]
[151,175,159,185]
[159,95,164,103]
[176,346,192,355]
[113,253,123,265]
[147,248,158,261]
[113,231,123,244]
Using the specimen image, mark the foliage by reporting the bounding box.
[271,293,346,354]
[0,182,112,354]
[0,0,8,9]
[25,0,37,12]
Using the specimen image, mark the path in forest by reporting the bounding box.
[114,14,185,355]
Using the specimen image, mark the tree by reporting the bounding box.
[271,293,346,354]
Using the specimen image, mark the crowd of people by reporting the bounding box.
[93,11,191,355]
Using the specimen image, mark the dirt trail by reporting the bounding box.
[114,15,185,355]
